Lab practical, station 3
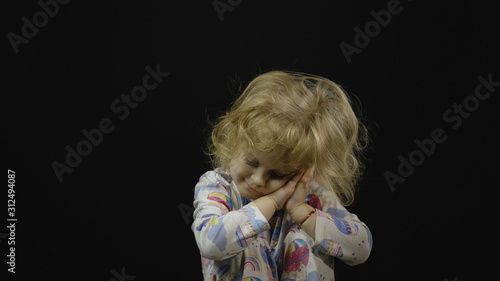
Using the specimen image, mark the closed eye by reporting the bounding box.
[270,170,290,179]
[244,157,292,179]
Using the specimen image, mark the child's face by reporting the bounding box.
[229,151,297,200]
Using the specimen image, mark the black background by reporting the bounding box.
[2,0,499,280]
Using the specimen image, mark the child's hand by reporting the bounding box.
[267,170,305,211]
[285,164,315,213]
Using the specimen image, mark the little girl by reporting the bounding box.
[192,70,372,280]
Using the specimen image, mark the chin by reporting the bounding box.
[240,189,258,200]
[246,194,261,200]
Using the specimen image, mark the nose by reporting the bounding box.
[251,170,267,187]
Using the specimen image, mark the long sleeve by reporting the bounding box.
[192,170,271,261]
[308,181,373,265]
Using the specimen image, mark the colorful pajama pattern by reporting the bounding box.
[192,168,373,280]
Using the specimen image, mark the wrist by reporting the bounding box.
[289,203,317,238]
[267,195,281,212]
[289,203,314,224]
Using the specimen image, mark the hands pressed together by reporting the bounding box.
[252,164,317,237]
[267,164,316,213]
[260,164,317,237]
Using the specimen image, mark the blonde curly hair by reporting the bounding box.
[207,70,368,206]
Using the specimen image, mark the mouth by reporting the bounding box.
[245,181,259,194]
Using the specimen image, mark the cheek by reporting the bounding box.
[229,161,251,181]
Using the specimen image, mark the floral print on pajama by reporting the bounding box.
[192,168,372,280]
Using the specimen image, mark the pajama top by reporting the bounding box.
[192,168,373,280]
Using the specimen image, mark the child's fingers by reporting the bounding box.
[296,164,315,184]
[294,169,306,181]
[286,169,305,187]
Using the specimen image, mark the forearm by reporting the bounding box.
[313,209,372,264]
[193,202,270,260]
